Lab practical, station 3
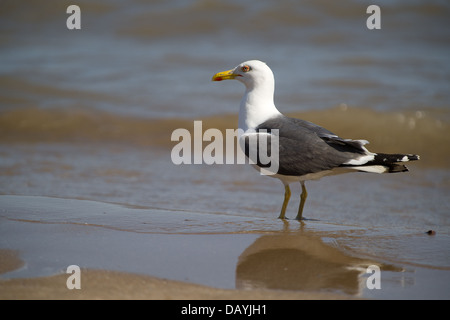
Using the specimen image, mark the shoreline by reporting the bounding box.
[1,195,449,299]
[0,196,372,300]
[0,260,354,300]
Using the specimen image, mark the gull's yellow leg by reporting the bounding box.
[295,181,308,220]
[278,184,291,219]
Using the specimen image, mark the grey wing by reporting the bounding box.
[286,117,337,139]
[283,116,368,154]
[252,115,370,176]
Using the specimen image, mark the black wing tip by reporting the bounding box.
[375,153,420,163]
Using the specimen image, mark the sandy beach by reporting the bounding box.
[0,196,364,300]
[1,195,367,300]
[1,192,449,300]
[0,251,352,300]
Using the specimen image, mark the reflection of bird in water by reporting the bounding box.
[235,233,365,294]
[213,60,419,220]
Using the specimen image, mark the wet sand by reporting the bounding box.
[1,195,449,300]
[0,259,351,300]
[0,196,363,300]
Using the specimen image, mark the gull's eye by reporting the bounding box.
[241,65,251,72]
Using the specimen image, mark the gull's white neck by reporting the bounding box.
[238,79,281,132]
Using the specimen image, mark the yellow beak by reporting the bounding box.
[211,69,236,81]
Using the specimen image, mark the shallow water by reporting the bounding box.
[1,194,449,299]
[0,0,449,299]
[1,0,450,118]
[0,141,449,298]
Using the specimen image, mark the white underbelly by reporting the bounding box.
[252,164,357,185]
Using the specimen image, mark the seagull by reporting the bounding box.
[212,60,419,220]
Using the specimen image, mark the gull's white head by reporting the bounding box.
[212,60,274,91]
[212,60,280,131]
